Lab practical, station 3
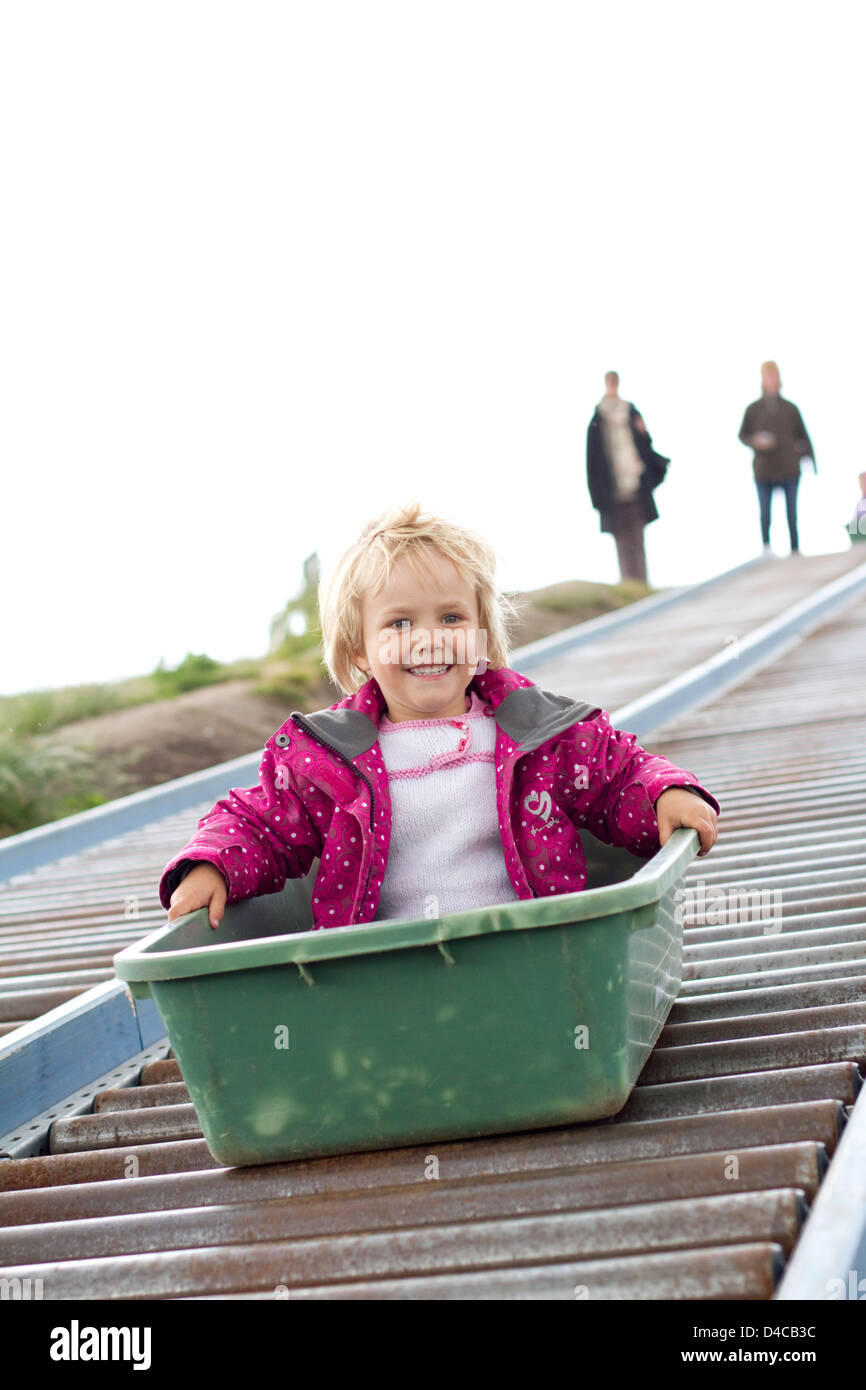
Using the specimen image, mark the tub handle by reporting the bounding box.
[437,942,455,966]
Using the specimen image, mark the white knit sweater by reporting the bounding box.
[373,689,519,922]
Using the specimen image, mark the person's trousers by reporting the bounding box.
[756,476,800,551]
[612,498,648,584]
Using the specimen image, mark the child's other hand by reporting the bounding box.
[167,863,228,929]
[655,788,718,857]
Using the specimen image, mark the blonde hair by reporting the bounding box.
[319,501,521,694]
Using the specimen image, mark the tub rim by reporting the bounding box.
[113,829,697,987]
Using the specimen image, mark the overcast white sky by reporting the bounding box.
[2,1,864,697]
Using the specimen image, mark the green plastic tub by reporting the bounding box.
[114,828,698,1167]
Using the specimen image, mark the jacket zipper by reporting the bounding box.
[501,748,538,899]
[290,712,378,917]
[289,713,376,831]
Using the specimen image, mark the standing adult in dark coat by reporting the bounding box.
[586,371,670,584]
[738,361,816,555]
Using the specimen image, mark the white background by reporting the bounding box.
[2,1,863,695]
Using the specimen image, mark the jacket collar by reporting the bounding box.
[293,667,601,762]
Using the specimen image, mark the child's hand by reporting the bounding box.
[167,863,228,929]
[655,788,718,858]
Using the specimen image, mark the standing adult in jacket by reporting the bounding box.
[586,371,670,585]
[738,361,816,555]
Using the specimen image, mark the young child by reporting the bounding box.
[847,472,866,542]
[160,502,719,930]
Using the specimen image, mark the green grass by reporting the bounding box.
[0,655,267,740]
[0,683,127,738]
[0,735,118,837]
[152,653,234,698]
[0,652,267,837]
[526,578,653,616]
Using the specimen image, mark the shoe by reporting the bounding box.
[762,544,772,555]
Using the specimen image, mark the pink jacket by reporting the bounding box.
[158,665,720,929]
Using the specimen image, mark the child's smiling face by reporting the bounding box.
[354,550,483,723]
